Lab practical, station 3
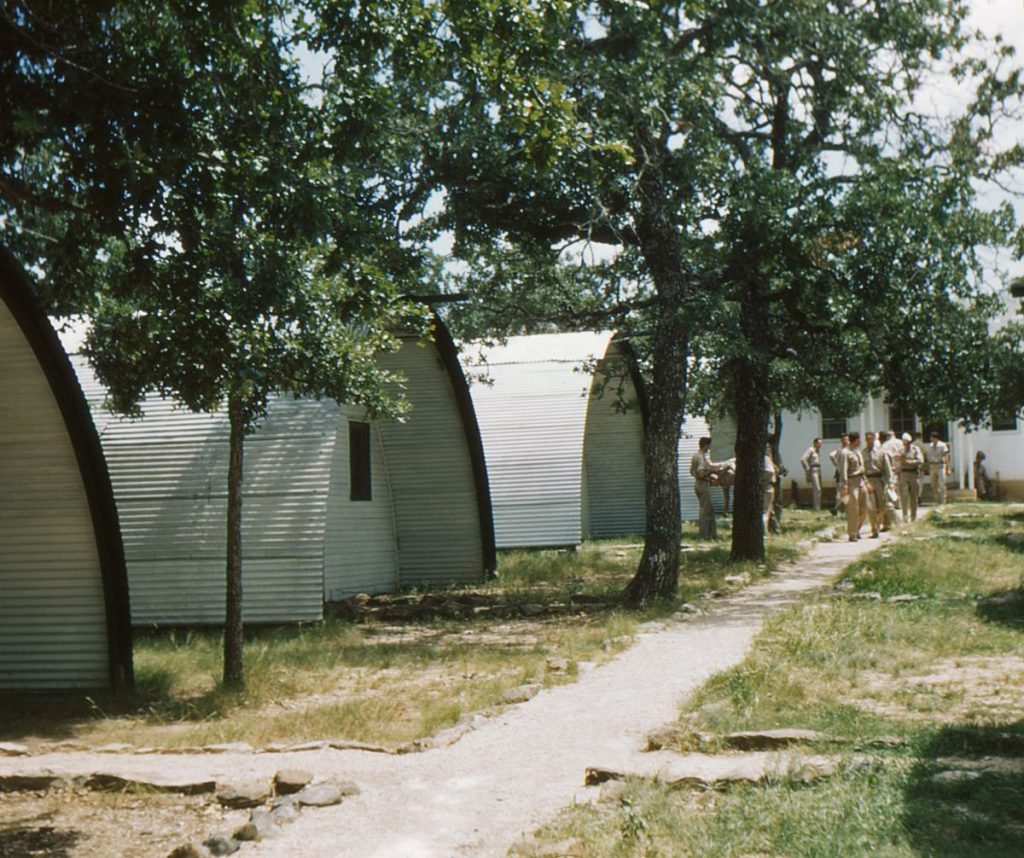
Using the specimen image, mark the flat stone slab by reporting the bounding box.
[586,751,840,789]
[294,783,344,807]
[216,780,272,808]
[0,742,28,757]
[645,727,832,752]
[87,772,217,795]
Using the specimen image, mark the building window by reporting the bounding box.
[888,404,916,438]
[349,421,372,501]
[820,411,847,440]
[991,412,1019,432]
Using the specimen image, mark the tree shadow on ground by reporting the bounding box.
[0,822,79,858]
[976,586,1024,632]
[903,721,1024,857]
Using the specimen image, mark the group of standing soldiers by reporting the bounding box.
[801,430,951,542]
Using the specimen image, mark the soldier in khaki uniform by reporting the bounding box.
[691,437,721,540]
[925,431,951,505]
[896,432,924,522]
[862,431,892,537]
[838,431,869,541]
[828,433,850,517]
[800,438,823,510]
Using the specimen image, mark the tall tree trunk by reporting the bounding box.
[768,409,784,534]
[730,288,773,562]
[223,394,246,690]
[622,317,688,607]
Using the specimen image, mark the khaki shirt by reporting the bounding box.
[691,451,713,481]
[925,440,949,468]
[862,444,892,481]
[897,443,924,473]
[801,445,821,471]
[838,446,864,486]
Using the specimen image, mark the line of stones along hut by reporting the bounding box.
[70,320,496,626]
[0,250,132,690]
[461,331,648,549]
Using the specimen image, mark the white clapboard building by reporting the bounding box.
[0,252,133,689]
[462,331,647,548]
[71,321,495,626]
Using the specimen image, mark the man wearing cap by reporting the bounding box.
[897,432,924,522]
[800,437,823,510]
[925,431,951,506]
[838,431,869,541]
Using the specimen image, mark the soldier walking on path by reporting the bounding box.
[897,432,924,522]
[863,431,892,537]
[691,437,722,540]
[829,432,850,517]
[925,431,951,506]
[838,431,870,542]
[801,438,823,510]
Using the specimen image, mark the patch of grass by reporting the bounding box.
[530,503,1024,856]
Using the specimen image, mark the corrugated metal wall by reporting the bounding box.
[0,305,109,688]
[74,358,335,625]
[465,331,646,548]
[378,337,487,588]
[582,346,646,538]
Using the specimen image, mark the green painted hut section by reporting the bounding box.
[0,252,132,690]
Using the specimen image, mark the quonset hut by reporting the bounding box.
[0,251,132,689]
[72,321,495,625]
[462,331,647,549]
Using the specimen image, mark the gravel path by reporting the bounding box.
[1,531,891,857]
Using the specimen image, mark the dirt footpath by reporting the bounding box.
[0,532,890,857]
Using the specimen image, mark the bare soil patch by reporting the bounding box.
[0,786,244,858]
[846,655,1024,723]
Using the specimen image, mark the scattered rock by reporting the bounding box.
[886,594,923,603]
[332,779,361,798]
[546,657,570,674]
[232,822,260,842]
[294,783,344,807]
[849,591,883,601]
[270,803,299,824]
[216,780,272,808]
[202,834,240,855]
[273,769,313,796]
[166,845,204,858]
[0,742,28,756]
[677,603,700,614]
[283,740,329,753]
[503,684,542,704]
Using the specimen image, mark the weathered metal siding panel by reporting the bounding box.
[582,351,646,538]
[377,338,486,587]
[0,306,108,688]
[323,406,399,600]
[464,332,615,548]
[73,357,332,625]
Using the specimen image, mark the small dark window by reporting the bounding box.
[888,404,916,438]
[821,411,847,440]
[992,412,1019,432]
[349,421,372,501]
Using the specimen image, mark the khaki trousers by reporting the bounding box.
[807,469,822,510]
[695,480,717,540]
[929,466,948,505]
[899,471,920,521]
[845,475,869,540]
[866,476,887,535]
